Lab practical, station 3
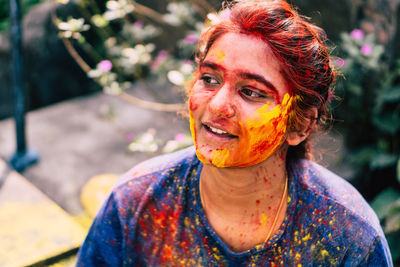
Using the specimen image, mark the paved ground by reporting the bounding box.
[0,83,352,216]
[0,83,189,215]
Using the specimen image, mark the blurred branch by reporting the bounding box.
[61,37,92,72]
[120,92,186,112]
[50,6,91,72]
[51,3,186,113]
[129,0,166,24]
[187,0,208,18]
[188,0,215,14]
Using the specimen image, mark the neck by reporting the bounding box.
[200,145,288,222]
[199,146,289,251]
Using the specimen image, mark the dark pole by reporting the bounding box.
[9,0,39,172]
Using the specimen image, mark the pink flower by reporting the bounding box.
[151,50,169,69]
[157,50,169,59]
[98,60,112,72]
[125,133,135,142]
[334,57,346,68]
[350,29,364,41]
[133,21,144,28]
[184,34,198,44]
[327,90,335,102]
[174,133,185,142]
[147,128,156,136]
[361,44,372,56]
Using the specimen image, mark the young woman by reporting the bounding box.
[77,1,392,265]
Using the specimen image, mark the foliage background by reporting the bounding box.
[0,0,43,31]
[0,0,399,264]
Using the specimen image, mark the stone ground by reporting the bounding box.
[0,83,189,215]
[0,83,353,216]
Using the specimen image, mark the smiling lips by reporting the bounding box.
[203,123,238,138]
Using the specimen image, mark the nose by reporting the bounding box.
[208,84,236,118]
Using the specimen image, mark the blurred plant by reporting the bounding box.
[50,0,212,155]
[335,29,400,263]
[127,128,160,153]
[127,129,193,154]
[57,16,90,41]
[163,133,193,153]
[371,181,400,262]
[51,0,219,112]
[0,0,43,31]
[334,29,399,171]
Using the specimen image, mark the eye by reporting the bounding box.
[199,74,220,86]
[240,87,268,100]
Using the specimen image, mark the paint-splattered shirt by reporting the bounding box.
[77,146,392,266]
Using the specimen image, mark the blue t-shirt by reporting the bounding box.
[77,146,392,266]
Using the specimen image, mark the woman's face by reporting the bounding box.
[189,32,293,168]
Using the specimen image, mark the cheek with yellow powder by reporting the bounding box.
[189,108,207,164]
[191,93,294,168]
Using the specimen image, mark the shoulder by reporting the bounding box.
[106,146,198,211]
[288,159,392,265]
[77,147,199,265]
[115,146,197,187]
[291,159,381,228]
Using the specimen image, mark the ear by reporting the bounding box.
[286,108,318,146]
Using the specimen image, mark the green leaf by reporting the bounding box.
[397,159,400,184]
[382,85,400,103]
[372,114,400,135]
[377,139,389,152]
[347,84,362,96]
[370,188,400,220]
[386,231,400,262]
[388,199,400,217]
[351,147,375,166]
[370,153,398,169]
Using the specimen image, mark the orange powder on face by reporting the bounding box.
[192,93,293,168]
[212,93,293,167]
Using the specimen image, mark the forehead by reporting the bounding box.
[204,32,283,74]
[202,32,290,99]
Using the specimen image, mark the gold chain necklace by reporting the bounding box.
[264,174,288,243]
[199,174,288,244]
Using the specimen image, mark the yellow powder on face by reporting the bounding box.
[210,148,230,167]
[189,108,207,164]
[215,49,226,63]
[189,93,294,168]
[210,93,293,167]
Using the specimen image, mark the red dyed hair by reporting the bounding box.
[195,0,336,159]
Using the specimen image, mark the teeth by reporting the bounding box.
[209,126,228,135]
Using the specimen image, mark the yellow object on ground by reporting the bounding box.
[80,173,118,219]
[0,159,86,267]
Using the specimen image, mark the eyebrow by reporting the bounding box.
[199,61,278,93]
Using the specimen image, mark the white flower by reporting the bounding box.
[92,15,109,28]
[180,62,193,74]
[58,17,90,32]
[163,2,196,26]
[167,70,185,85]
[207,13,220,25]
[104,0,134,20]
